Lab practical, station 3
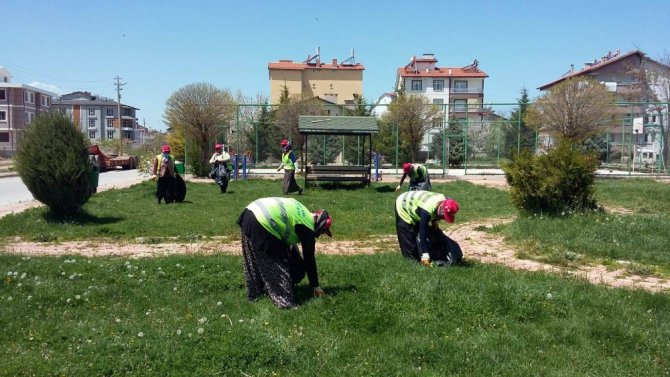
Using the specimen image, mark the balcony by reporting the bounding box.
[450,87,483,94]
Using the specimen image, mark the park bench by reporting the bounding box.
[304,165,370,185]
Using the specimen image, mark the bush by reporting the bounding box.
[15,112,93,216]
[501,139,599,215]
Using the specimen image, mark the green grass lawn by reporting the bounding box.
[2,253,669,376]
[2,178,670,375]
[0,179,514,242]
[493,178,670,276]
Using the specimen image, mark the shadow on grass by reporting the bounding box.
[294,284,358,305]
[43,210,123,225]
[374,185,396,193]
[307,182,369,191]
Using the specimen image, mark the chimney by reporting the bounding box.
[448,69,452,75]
[316,46,321,65]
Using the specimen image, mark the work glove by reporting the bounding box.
[151,174,157,181]
[313,287,326,297]
[395,185,401,192]
[420,258,432,267]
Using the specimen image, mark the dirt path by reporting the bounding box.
[2,174,668,293]
[3,219,668,293]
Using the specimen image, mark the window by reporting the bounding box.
[107,130,115,139]
[88,108,95,116]
[453,99,467,112]
[453,80,468,93]
[89,119,96,128]
[0,111,5,121]
[106,108,114,116]
[88,131,96,139]
[24,91,34,104]
[433,80,444,91]
[123,108,132,116]
[40,95,50,107]
[411,80,422,91]
[25,111,34,124]
[0,89,5,100]
[107,119,114,128]
[0,132,9,143]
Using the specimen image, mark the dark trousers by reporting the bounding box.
[396,210,421,261]
[156,175,176,204]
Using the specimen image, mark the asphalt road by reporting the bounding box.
[0,169,146,208]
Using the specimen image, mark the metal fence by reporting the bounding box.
[208,101,669,177]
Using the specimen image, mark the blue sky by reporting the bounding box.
[3,0,669,131]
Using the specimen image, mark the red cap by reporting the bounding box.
[215,144,223,150]
[162,145,171,153]
[314,209,332,237]
[280,139,289,146]
[402,163,412,174]
[442,198,459,223]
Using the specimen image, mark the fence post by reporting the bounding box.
[233,155,239,180]
[242,155,247,179]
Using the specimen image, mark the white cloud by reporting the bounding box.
[27,81,62,95]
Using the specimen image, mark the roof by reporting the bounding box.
[52,94,139,110]
[299,116,378,135]
[269,60,365,71]
[397,66,488,78]
[538,49,646,90]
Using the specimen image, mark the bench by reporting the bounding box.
[304,165,371,186]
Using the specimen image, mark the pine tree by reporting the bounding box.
[15,112,93,216]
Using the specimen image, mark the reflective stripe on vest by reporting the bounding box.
[396,191,445,224]
[156,154,174,175]
[247,197,314,244]
[282,151,296,170]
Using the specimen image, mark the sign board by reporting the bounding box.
[633,117,644,134]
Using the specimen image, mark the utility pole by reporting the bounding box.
[114,76,126,155]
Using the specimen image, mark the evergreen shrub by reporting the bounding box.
[501,139,599,215]
[15,112,93,215]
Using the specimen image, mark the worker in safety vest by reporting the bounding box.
[277,139,303,195]
[237,197,332,309]
[396,162,432,192]
[395,191,460,266]
[152,144,176,204]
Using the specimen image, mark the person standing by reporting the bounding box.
[276,139,303,195]
[237,197,332,308]
[152,144,176,204]
[395,191,460,266]
[396,162,432,192]
[209,143,231,193]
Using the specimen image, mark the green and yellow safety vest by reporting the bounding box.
[396,191,445,224]
[282,151,296,171]
[155,154,175,177]
[247,197,314,244]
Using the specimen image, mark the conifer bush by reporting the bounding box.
[501,139,599,215]
[15,112,94,216]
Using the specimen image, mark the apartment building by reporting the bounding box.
[0,66,57,156]
[538,49,670,164]
[268,48,364,108]
[394,53,488,150]
[52,91,139,143]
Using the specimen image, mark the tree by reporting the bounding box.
[505,88,536,153]
[164,83,236,176]
[242,101,280,163]
[381,93,441,161]
[15,112,93,216]
[525,77,615,142]
[273,95,322,143]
